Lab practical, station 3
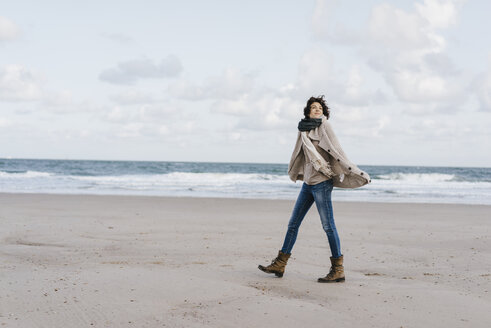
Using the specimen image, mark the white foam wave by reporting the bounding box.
[377,173,455,183]
[72,172,287,185]
[0,170,52,178]
[2,170,491,204]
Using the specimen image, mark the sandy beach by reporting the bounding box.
[0,192,490,327]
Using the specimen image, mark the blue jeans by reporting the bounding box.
[280,179,342,258]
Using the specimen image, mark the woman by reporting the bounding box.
[258,95,371,283]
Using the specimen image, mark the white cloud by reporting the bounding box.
[115,122,145,138]
[473,53,491,112]
[415,0,464,29]
[373,115,391,137]
[422,52,459,77]
[99,55,183,85]
[170,47,386,133]
[388,69,448,102]
[313,1,469,111]
[368,4,434,50]
[41,90,74,108]
[333,106,366,123]
[0,64,100,115]
[339,65,388,106]
[44,99,106,115]
[210,95,252,116]
[168,67,257,101]
[103,106,127,123]
[365,2,466,106]
[51,128,92,140]
[295,47,387,107]
[167,79,207,100]
[409,117,471,138]
[0,16,20,41]
[100,103,178,124]
[211,90,301,130]
[104,116,205,141]
[295,46,333,94]
[204,68,256,100]
[108,89,160,105]
[0,65,43,101]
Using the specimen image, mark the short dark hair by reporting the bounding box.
[303,95,330,119]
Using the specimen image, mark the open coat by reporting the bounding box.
[288,116,371,189]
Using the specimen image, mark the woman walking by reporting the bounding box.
[258,95,371,283]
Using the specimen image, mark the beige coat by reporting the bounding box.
[288,116,371,189]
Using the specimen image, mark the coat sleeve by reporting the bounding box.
[287,131,302,173]
[323,121,372,187]
[323,121,350,161]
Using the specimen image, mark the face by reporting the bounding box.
[309,102,323,119]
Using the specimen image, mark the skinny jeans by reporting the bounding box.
[280,179,342,258]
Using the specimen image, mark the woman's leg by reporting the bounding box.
[280,183,315,254]
[312,180,342,258]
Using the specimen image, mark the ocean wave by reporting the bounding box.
[69,172,288,184]
[0,170,52,178]
[376,173,455,182]
[1,162,491,204]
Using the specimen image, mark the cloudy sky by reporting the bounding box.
[1,0,490,167]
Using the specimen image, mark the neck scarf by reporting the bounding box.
[299,116,334,179]
[298,117,322,131]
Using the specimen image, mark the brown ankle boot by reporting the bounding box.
[318,255,345,283]
[258,250,291,277]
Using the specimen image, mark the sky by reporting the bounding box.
[1,0,490,167]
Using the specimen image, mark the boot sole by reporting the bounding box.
[258,265,284,277]
[317,277,345,283]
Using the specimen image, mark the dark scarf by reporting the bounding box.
[298,117,322,131]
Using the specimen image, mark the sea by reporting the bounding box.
[1,158,490,205]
